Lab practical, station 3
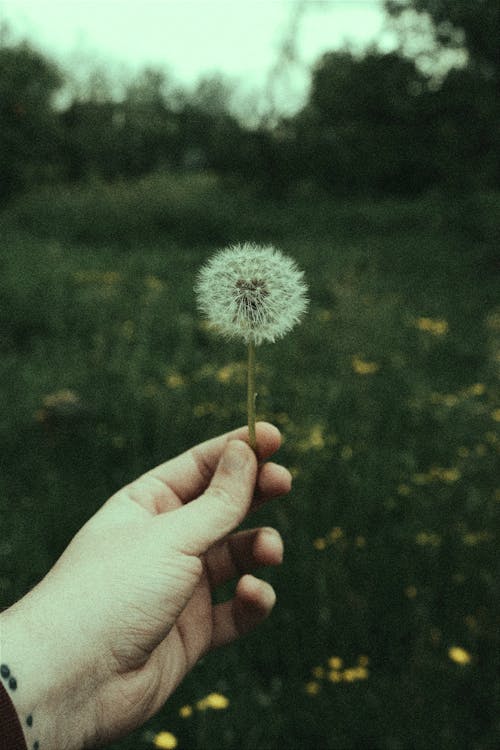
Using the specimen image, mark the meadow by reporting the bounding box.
[0,174,499,750]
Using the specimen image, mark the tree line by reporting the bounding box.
[1,0,499,203]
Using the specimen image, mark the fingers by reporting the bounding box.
[204,527,284,588]
[147,422,282,505]
[210,574,277,650]
[251,462,292,509]
[160,440,257,556]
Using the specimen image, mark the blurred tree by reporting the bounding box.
[386,0,500,187]
[0,32,62,202]
[294,49,437,194]
[60,67,180,179]
[386,1,500,82]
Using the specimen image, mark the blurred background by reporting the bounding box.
[0,1,499,749]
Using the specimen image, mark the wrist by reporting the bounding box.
[1,592,99,750]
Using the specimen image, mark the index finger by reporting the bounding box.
[147,421,282,503]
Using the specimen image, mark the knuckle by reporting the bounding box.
[204,484,234,508]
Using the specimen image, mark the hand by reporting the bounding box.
[0,423,291,749]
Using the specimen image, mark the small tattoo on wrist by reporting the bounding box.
[1,663,41,748]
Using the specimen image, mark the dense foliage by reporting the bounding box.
[1,176,498,749]
[1,0,500,203]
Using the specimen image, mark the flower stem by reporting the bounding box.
[247,339,257,451]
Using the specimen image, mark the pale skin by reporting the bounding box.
[0,422,291,749]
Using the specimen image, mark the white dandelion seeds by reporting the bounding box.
[195,243,308,449]
[195,243,308,345]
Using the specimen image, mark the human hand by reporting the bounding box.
[0,423,291,749]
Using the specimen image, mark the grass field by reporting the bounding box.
[1,175,499,749]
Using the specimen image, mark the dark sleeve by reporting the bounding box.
[0,680,28,750]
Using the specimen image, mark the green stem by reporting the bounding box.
[247,338,257,451]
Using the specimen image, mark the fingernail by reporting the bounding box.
[262,528,284,562]
[222,440,250,471]
[276,465,293,488]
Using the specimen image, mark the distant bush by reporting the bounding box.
[0,35,63,203]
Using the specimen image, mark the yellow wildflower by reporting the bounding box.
[351,666,369,680]
[153,731,177,749]
[204,693,229,710]
[328,656,343,670]
[305,681,321,695]
[352,356,380,375]
[415,317,448,335]
[327,670,342,683]
[179,705,193,718]
[448,646,471,665]
[342,668,358,682]
[309,424,326,449]
[165,373,186,388]
[42,389,80,409]
[415,531,441,547]
[357,655,370,667]
[193,402,217,417]
[355,535,366,548]
[462,531,492,546]
[312,666,325,679]
[313,538,327,551]
[328,527,344,543]
[297,424,326,451]
[215,362,246,384]
[492,409,500,422]
[73,270,121,285]
[397,484,411,496]
[468,383,486,396]
[440,468,461,483]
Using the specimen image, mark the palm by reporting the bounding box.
[83,424,289,745]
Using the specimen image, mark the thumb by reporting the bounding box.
[160,439,257,557]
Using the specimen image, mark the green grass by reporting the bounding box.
[1,174,499,749]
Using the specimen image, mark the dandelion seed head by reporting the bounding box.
[195,243,308,345]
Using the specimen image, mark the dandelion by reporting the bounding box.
[195,243,308,449]
[352,355,380,375]
[313,537,327,550]
[414,317,448,335]
[397,483,410,496]
[153,731,178,749]
[204,692,230,710]
[196,692,230,710]
[448,646,472,665]
[328,656,343,670]
[305,681,321,695]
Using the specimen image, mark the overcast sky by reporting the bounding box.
[1,0,392,114]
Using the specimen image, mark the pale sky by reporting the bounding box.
[0,0,392,114]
